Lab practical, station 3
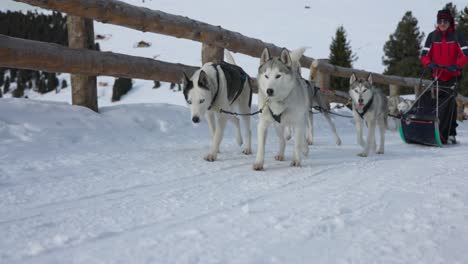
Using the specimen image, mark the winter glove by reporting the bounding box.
[427,63,439,70]
[446,64,459,73]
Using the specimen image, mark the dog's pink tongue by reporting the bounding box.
[358,103,364,110]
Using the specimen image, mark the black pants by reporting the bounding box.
[417,78,458,143]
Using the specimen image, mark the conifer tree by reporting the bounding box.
[455,5,468,96]
[383,11,424,80]
[329,26,356,92]
[4,76,10,94]
[112,78,133,102]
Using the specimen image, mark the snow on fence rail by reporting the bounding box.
[6,0,467,111]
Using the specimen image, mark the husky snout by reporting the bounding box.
[192,116,200,123]
[266,88,274,96]
[358,98,364,104]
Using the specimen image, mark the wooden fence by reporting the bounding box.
[2,0,466,116]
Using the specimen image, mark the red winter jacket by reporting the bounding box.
[420,24,468,82]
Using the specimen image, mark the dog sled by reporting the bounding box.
[398,69,458,147]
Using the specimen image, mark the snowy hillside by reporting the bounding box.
[2,0,468,263]
[1,99,468,263]
[3,0,467,106]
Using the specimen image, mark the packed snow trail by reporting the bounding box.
[1,99,468,263]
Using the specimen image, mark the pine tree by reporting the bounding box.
[4,76,10,94]
[328,26,357,92]
[443,3,458,18]
[61,79,68,89]
[383,11,425,81]
[456,5,468,96]
[0,68,4,88]
[112,78,133,102]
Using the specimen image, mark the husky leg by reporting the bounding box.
[285,126,292,141]
[306,112,314,145]
[207,111,216,138]
[355,116,365,148]
[240,115,252,155]
[359,119,376,157]
[229,116,243,146]
[274,123,286,161]
[291,123,305,167]
[377,117,385,154]
[253,119,269,170]
[205,114,228,161]
[323,112,341,145]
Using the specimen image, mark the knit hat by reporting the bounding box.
[437,9,453,22]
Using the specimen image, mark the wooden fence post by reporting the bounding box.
[314,59,331,90]
[67,15,98,112]
[202,43,223,64]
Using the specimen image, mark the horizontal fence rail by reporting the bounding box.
[0,34,198,84]
[8,0,468,106]
[14,0,434,89]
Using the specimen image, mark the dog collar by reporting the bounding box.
[356,95,374,119]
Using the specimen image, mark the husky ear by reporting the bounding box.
[349,73,357,85]
[280,48,292,67]
[198,70,209,88]
[260,48,271,65]
[181,72,190,87]
[367,73,373,85]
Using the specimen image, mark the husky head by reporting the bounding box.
[182,70,213,123]
[349,73,374,112]
[257,48,296,101]
[397,99,412,114]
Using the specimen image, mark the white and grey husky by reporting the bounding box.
[349,73,388,157]
[182,51,252,161]
[253,48,310,170]
[284,82,342,146]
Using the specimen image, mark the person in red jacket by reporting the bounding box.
[420,9,468,144]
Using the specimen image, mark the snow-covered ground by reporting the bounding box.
[1,98,468,263]
[2,0,468,263]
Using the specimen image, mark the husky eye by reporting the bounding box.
[199,99,205,104]
[265,74,269,79]
[275,74,281,79]
[362,88,367,93]
[187,100,192,105]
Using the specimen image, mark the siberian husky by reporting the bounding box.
[349,73,388,157]
[182,51,252,161]
[253,48,310,170]
[284,81,342,146]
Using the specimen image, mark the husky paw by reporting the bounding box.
[242,148,252,155]
[274,155,284,161]
[336,138,342,146]
[357,152,368,157]
[253,163,264,171]
[204,153,217,162]
[377,150,384,154]
[307,138,314,145]
[290,160,301,167]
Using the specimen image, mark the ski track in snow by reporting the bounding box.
[0,99,468,263]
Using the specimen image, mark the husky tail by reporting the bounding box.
[289,47,307,75]
[224,50,237,65]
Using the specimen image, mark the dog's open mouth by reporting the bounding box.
[357,103,365,110]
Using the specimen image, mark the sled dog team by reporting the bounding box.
[182,48,388,170]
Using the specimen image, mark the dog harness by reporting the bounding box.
[356,95,374,119]
[268,107,283,123]
[208,62,251,111]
